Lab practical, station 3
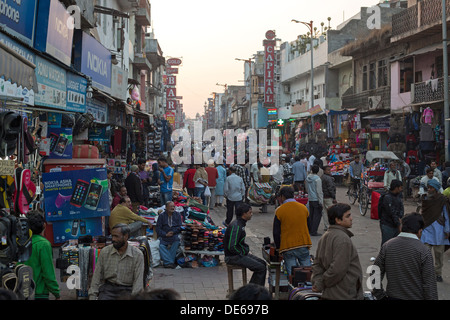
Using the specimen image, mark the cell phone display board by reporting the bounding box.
[51,218,103,243]
[42,168,110,222]
[48,127,73,159]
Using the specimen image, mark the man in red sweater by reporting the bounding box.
[205,160,219,209]
[183,164,196,197]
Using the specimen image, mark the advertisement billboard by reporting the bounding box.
[34,0,74,66]
[66,72,87,113]
[0,0,37,46]
[74,30,112,94]
[35,55,67,110]
[42,168,110,222]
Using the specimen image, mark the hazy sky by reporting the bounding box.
[151,0,381,118]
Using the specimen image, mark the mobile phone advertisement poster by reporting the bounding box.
[43,168,110,222]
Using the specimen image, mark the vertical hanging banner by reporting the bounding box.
[263,30,276,108]
[166,76,176,86]
[166,87,176,99]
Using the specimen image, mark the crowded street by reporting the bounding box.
[1,0,450,307]
[54,185,450,301]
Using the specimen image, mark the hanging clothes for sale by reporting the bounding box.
[422,107,434,124]
[420,123,434,142]
[114,129,122,156]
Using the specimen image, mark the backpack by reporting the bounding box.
[0,211,17,265]
[0,211,32,265]
[15,216,32,263]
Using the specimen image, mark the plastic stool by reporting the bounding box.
[226,264,247,297]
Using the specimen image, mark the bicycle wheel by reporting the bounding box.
[359,187,369,216]
[347,185,357,205]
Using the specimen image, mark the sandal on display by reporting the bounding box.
[1,271,17,293]
[14,264,34,300]
[14,169,36,215]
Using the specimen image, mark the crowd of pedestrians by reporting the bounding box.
[98,150,450,301]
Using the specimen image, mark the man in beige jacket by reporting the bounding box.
[311,203,364,300]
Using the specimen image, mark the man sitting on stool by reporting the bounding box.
[224,203,267,286]
[109,196,152,237]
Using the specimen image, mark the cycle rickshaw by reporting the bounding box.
[358,151,400,216]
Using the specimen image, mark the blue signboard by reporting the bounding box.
[35,55,67,110]
[74,30,112,94]
[66,73,87,113]
[34,0,73,66]
[0,0,37,46]
[0,31,35,65]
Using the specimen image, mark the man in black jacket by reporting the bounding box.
[321,165,337,232]
[224,203,267,286]
[379,179,404,245]
[124,165,143,212]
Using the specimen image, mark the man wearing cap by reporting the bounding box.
[125,165,143,212]
[421,178,450,282]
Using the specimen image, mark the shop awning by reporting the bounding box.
[92,87,116,103]
[134,108,152,121]
[0,42,37,92]
[290,111,311,119]
[362,113,390,119]
[409,43,443,56]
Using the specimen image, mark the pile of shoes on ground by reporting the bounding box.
[182,222,225,252]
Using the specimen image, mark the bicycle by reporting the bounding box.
[347,177,361,205]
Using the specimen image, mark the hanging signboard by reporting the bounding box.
[167,58,182,66]
[263,30,276,108]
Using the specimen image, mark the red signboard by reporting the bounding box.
[166,76,176,86]
[166,87,177,99]
[167,58,182,66]
[264,30,276,108]
[167,100,177,110]
[165,112,175,124]
[166,67,178,74]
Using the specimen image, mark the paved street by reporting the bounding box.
[56,186,450,300]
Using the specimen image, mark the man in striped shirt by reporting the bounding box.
[224,203,267,286]
[371,213,438,300]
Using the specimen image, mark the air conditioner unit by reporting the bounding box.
[368,96,382,109]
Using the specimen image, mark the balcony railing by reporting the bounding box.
[392,0,450,39]
[341,87,391,112]
[392,5,418,38]
[135,0,151,26]
[412,76,449,104]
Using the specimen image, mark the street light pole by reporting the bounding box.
[443,0,449,161]
[292,20,314,110]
